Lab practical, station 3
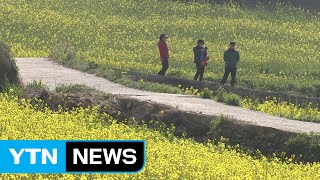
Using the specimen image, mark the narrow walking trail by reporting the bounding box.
[16,58,320,133]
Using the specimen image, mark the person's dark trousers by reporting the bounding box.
[220,67,237,86]
[194,62,205,81]
[158,59,169,76]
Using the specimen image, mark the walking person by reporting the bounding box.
[157,34,169,76]
[193,39,208,82]
[220,41,240,86]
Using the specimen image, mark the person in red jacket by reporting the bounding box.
[157,34,169,76]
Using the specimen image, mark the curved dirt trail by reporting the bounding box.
[16,58,320,133]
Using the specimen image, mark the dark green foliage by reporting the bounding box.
[201,87,213,99]
[215,87,241,106]
[0,42,19,91]
[209,115,228,133]
[216,87,226,102]
[225,93,241,106]
[55,84,95,93]
[26,80,48,90]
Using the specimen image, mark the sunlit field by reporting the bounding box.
[0,94,318,179]
[1,0,320,96]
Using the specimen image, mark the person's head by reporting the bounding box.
[159,34,168,42]
[229,41,236,49]
[197,39,205,47]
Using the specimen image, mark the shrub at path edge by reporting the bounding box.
[0,42,19,91]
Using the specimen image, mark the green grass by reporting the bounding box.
[26,80,48,90]
[1,0,320,96]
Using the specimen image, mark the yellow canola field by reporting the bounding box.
[0,94,320,179]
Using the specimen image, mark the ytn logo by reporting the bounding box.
[9,148,57,164]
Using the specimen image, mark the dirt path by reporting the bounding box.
[16,58,320,133]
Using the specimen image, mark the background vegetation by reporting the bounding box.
[1,0,320,96]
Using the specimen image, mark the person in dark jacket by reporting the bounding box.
[193,39,208,82]
[157,34,169,76]
[220,41,240,86]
